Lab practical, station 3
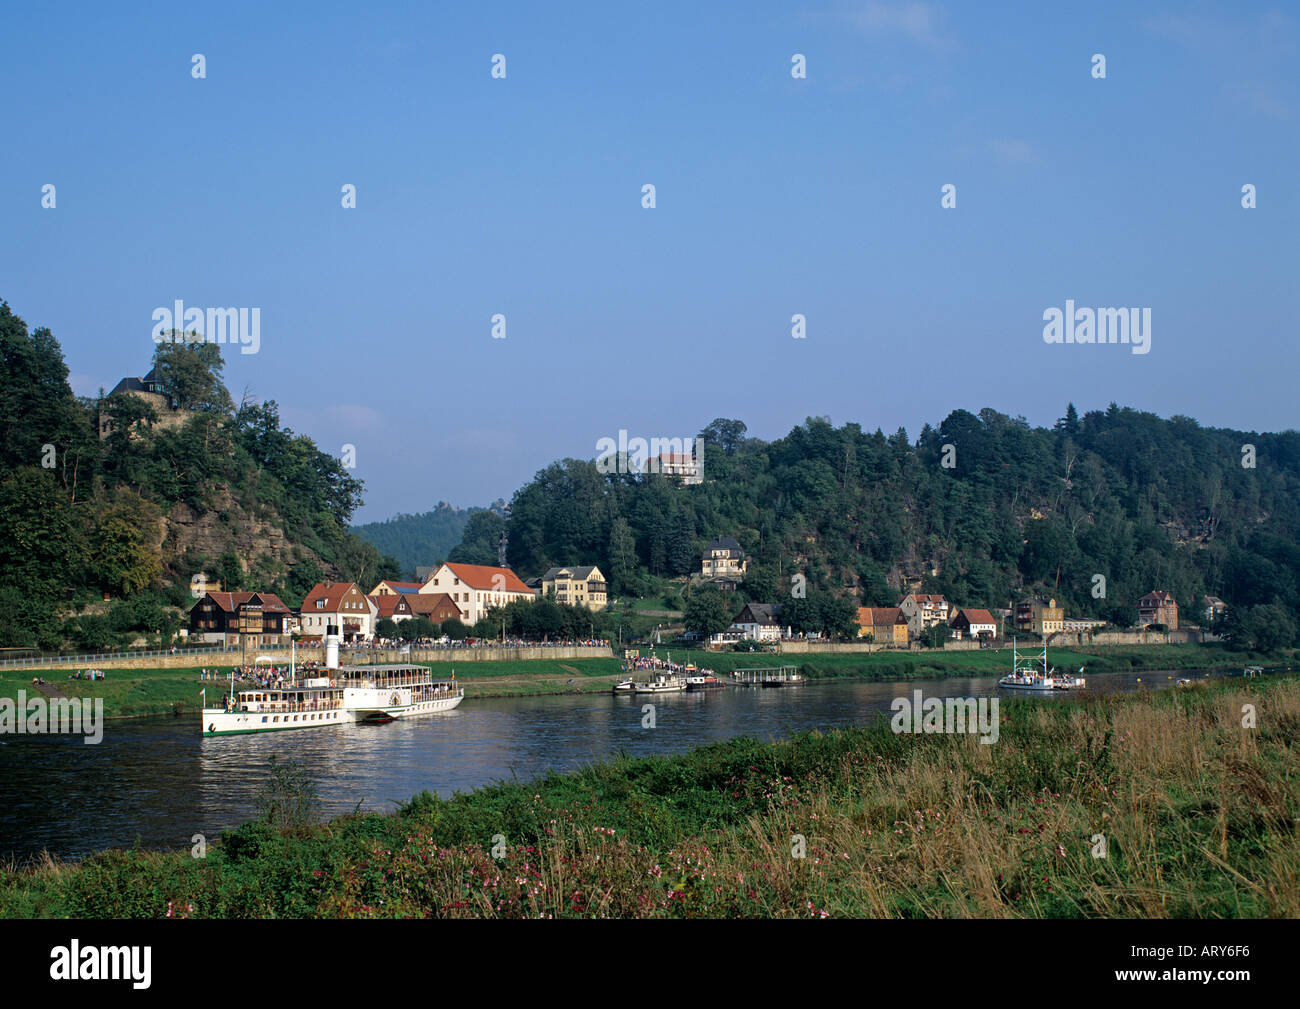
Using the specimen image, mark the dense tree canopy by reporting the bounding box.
[0,300,397,647]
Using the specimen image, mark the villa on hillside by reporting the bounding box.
[1201,595,1227,625]
[97,366,191,439]
[653,452,703,485]
[700,537,747,580]
[539,565,608,610]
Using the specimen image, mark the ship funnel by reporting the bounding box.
[325,623,340,669]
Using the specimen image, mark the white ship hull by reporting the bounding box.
[344,686,464,720]
[202,705,352,736]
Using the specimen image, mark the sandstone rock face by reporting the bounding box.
[160,484,328,583]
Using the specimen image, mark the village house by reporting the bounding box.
[369,592,416,624]
[539,565,608,610]
[406,592,464,625]
[730,602,789,642]
[949,608,998,641]
[301,582,378,642]
[700,537,747,580]
[1015,597,1065,637]
[897,593,949,636]
[369,580,424,597]
[420,562,535,625]
[1201,595,1227,625]
[1137,590,1179,630]
[857,606,910,645]
[188,591,293,646]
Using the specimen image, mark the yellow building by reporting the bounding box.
[857,607,910,645]
[1015,597,1064,636]
[540,565,608,611]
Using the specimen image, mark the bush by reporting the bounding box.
[254,755,320,831]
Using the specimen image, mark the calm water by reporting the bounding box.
[0,668,1220,860]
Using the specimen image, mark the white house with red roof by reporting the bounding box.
[949,608,998,640]
[300,582,378,642]
[420,562,535,625]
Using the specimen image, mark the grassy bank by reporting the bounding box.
[3,643,1289,719]
[3,674,1296,918]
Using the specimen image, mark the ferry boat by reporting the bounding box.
[202,628,463,736]
[612,672,686,694]
[997,641,1085,692]
[685,671,725,690]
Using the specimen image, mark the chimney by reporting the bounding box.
[325,623,339,669]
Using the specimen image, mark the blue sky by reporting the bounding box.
[2,1,1296,521]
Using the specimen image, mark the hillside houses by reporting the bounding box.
[701,537,747,581]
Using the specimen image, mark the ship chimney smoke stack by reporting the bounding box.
[325,623,339,669]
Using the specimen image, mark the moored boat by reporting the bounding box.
[997,641,1085,691]
[202,626,463,736]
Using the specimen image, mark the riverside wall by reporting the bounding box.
[6,645,615,672]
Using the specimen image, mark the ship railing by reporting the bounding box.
[236,698,343,713]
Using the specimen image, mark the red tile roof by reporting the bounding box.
[407,593,463,619]
[301,582,365,611]
[955,608,996,625]
[899,593,947,605]
[369,594,412,618]
[435,563,534,594]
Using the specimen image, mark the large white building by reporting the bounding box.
[420,562,535,626]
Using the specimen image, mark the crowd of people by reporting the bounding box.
[369,636,611,650]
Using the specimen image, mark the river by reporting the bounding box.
[0,668,1220,860]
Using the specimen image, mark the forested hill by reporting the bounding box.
[351,501,492,575]
[0,299,400,649]
[454,412,1300,634]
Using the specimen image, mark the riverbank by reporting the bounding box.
[2,643,1291,719]
[3,673,1295,918]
